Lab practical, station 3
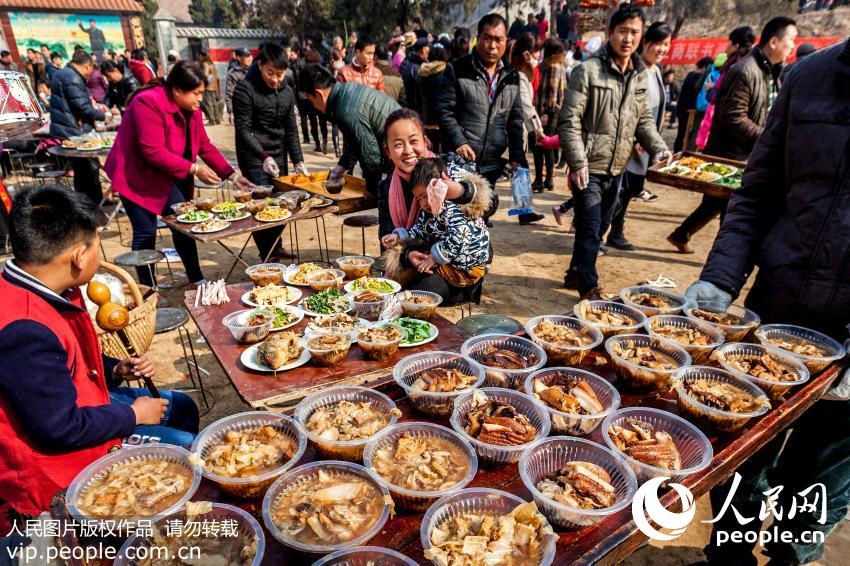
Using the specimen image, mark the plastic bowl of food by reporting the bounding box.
[244,263,286,287]
[754,324,846,374]
[393,351,486,417]
[244,199,268,214]
[398,290,444,320]
[605,334,691,391]
[222,309,272,344]
[684,301,761,342]
[303,332,352,366]
[619,285,688,316]
[335,256,375,280]
[712,342,810,400]
[460,334,547,389]
[66,444,201,525]
[356,323,403,360]
[518,437,637,529]
[294,386,400,462]
[602,407,713,483]
[644,314,724,364]
[233,190,253,203]
[193,196,216,211]
[170,201,196,216]
[524,315,603,366]
[351,290,390,322]
[363,422,478,512]
[190,411,306,499]
[307,268,346,292]
[420,488,557,566]
[523,368,620,436]
[573,300,647,338]
[672,366,770,434]
[450,387,551,466]
[324,178,345,194]
[262,461,391,554]
[116,502,265,566]
[252,185,273,199]
[313,547,418,566]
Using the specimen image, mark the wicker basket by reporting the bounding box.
[94,262,158,358]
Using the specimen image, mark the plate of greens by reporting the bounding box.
[343,276,401,295]
[299,288,354,316]
[395,317,438,347]
[698,162,738,177]
[176,210,213,223]
[217,209,251,221]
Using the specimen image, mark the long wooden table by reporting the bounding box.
[184,282,470,408]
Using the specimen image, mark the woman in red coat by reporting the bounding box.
[105,61,253,285]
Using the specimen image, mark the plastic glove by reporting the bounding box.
[823,355,850,401]
[683,280,733,309]
[293,161,309,175]
[329,164,346,181]
[426,179,448,215]
[651,149,673,165]
[262,156,280,177]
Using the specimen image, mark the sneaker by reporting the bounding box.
[552,205,565,226]
[580,287,605,300]
[607,234,635,251]
[638,190,658,202]
[519,212,545,225]
[666,235,695,254]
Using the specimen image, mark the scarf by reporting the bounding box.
[389,150,435,229]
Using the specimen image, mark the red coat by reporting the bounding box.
[129,58,155,85]
[0,278,122,516]
[104,84,235,214]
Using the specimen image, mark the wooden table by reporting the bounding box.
[184,282,470,408]
[274,170,376,215]
[646,151,746,199]
[162,205,339,279]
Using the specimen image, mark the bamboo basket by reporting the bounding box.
[94,262,158,358]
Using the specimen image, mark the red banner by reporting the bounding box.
[665,36,843,66]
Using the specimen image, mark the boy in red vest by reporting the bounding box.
[0,186,198,531]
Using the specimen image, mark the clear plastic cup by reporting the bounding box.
[754,324,846,374]
[605,334,691,391]
[262,461,391,554]
[313,546,418,566]
[363,422,478,512]
[66,444,201,525]
[351,291,390,322]
[523,367,620,436]
[398,290,444,320]
[244,263,287,287]
[450,387,551,466]
[294,386,400,462]
[460,333,547,389]
[518,436,638,529]
[393,351,485,417]
[619,285,688,316]
[420,488,557,566]
[524,315,603,367]
[190,412,307,499]
[672,366,770,434]
[356,323,403,360]
[335,256,375,280]
[684,301,761,342]
[712,342,810,400]
[644,314,725,364]
[222,309,272,344]
[115,502,265,566]
[303,332,352,366]
[573,300,647,338]
[307,268,346,292]
[601,407,713,483]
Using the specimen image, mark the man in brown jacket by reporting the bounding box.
[668,17,797,253]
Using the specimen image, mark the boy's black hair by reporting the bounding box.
[410,157,447,190]
[354,34,376,53]
[10,186,106,265]
[758,17,796,48]
[477,13,507,36]
[608,4,645,31]
[258,42,288,69]
[297,63,336,94]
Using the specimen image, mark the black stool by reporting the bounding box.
[114,249,177,291]
[444,277,485,318]
[456,313,523,336]
[155,307,215,416]
[340,214,379,257]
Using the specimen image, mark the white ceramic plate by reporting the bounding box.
[240,343,311,372]
[241,286,303,307]
[239,306,305,331]
[176,212,213,223]
[191,221,229,234]
[255,210,293,223]
[211,202,246,213]
[398,320,439,348]
[343,277,402,295]
[283,264,322,287]
[218,211,251,222]
[697,162,739,178]
[298,296,354,317]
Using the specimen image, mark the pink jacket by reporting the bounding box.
[104,85,234,214]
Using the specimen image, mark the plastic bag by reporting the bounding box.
[508,167,534,216]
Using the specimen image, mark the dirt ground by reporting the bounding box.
[91,122,847,564]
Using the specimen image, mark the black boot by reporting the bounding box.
[519,212,544,225]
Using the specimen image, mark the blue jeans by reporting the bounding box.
[567,174,621,293]
[109,387,199,448]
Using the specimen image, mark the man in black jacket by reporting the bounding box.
[101,59,138,114]
[399,38,429,112]
[232,42,306,260]
[438,13,536,223]
[50,50,109,205]
[673,56,713,152]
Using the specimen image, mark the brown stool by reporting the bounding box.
[340,214,379,257]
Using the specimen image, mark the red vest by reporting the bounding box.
[0,278,122,516]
